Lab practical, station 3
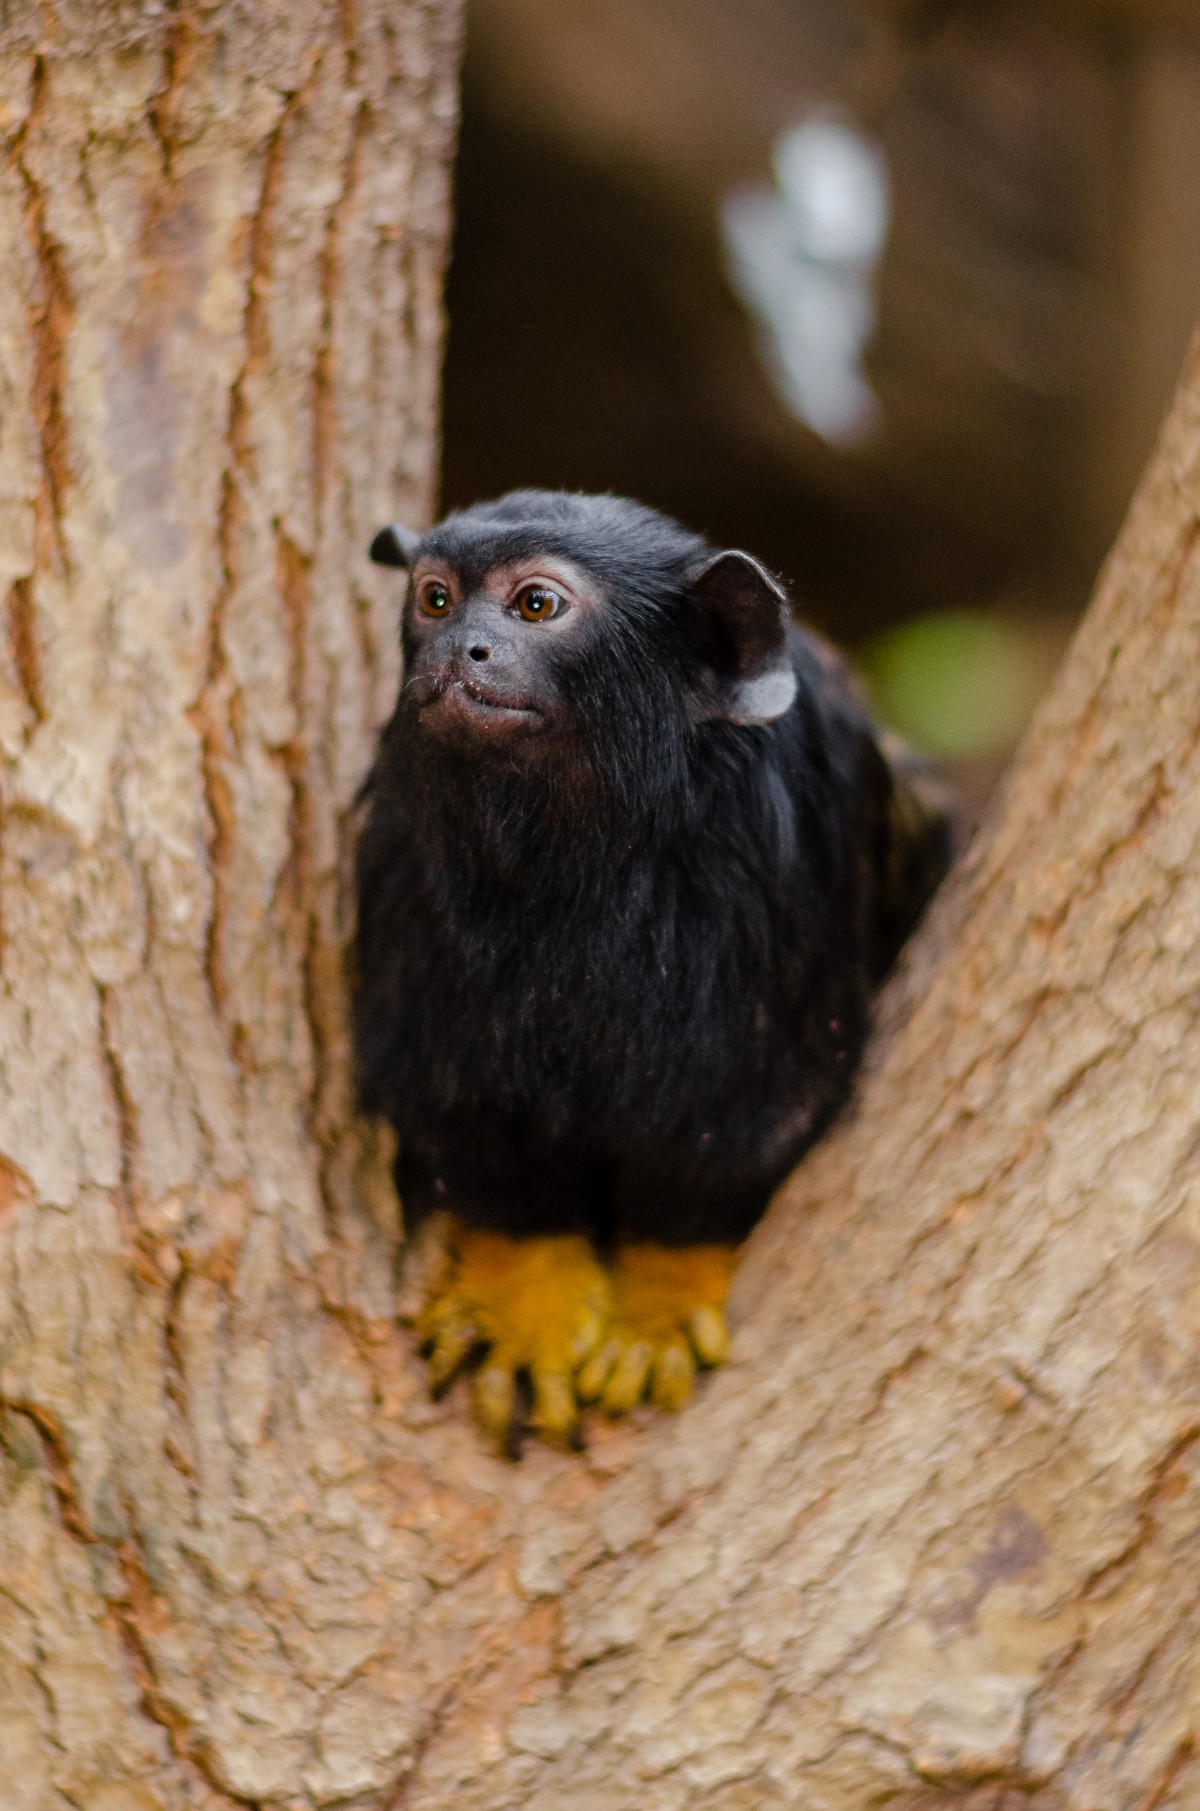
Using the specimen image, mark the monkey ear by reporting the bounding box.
[369,523,420,568]
[687,550,797,725]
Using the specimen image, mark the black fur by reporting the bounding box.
[354,491,950,1248]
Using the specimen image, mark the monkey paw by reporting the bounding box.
[418,1224,611,1453]
[576,1242,737,1415]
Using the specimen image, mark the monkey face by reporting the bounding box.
[399,554,600,751]
[369,492,798,796]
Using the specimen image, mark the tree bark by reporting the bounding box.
[0,4,461,1803]
[3,7,1200,1809]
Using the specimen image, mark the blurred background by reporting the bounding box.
[440,0,1200,807]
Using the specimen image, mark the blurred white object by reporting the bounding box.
[722,118,890,446]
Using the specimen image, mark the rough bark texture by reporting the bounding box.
[2,7,1200,1810]
[0,4,460,1804]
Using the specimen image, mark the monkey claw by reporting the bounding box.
[576,1242,736,1415]
[417,1224,611,1453]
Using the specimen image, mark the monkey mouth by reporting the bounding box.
[421,671,544,734]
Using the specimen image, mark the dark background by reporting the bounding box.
[440,0,1200,788]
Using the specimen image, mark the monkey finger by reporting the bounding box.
[687,1304,729,1369]
[601,1340,654,1416]
[569,1305,607,1368]
[575,1338,621,1404]
[472,1361,518,1451]
[417,1288,468,1346]
[650,1338,695,1412]
[425,1316,479,1394]
[530,1366,581,1448]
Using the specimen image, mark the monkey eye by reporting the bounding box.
[417,580,451,617]
[515,585,563,622]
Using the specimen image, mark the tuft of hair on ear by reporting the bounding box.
[688,549,797,726]
[370,522,420,568]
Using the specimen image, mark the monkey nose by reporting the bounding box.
[468,644,490,663]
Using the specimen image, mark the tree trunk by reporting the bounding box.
[3,8,1200,1809]
[0,4,461,1803]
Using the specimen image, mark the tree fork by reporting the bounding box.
[2,4,1200,1807]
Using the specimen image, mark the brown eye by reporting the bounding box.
[419,581,451,617]
[516,586,562,622]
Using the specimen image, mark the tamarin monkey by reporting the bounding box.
[355,490,952,1454]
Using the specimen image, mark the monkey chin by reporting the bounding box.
[419,676,546,747]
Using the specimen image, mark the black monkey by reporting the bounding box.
[355,490,952,1451]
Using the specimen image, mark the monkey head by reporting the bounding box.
[370,491,797,799]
